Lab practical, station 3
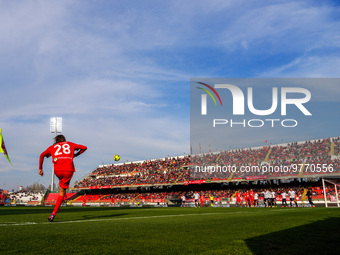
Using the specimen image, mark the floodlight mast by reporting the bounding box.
[50,117,62,191]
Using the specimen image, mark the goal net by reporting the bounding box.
[322,177,340,207]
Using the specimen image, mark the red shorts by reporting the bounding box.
[54,171,74,189]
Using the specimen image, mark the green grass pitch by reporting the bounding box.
[0,206,339,254]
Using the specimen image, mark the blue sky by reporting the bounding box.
[0,0,339,191]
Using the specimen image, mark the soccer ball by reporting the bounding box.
[113,154,120,161]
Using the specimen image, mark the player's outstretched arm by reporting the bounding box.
[39,148,51,174]
[74,145,87,157]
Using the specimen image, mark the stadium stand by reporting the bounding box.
[0,190,8,205]
[4,137,338,207]
[66,182,338,208]
[74,137,340,189]
[67,137,340,207]
[44,192,77,205]
[7,191,44,205]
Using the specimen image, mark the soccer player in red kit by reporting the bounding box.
[200,193,205,207]
[249,189,255,207]
[39,135,87,222]
[243,191,250,207]
[235,191,242,207]
[82,194,87,207]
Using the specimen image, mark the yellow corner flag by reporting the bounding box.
[0,128,12,165]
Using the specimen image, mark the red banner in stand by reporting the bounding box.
[100,185,112,189]
[245,175,268,180]
[88,186,99,189]
[189,180,206,184]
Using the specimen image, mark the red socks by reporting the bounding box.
[53,195,64,215]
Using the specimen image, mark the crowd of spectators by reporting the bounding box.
[190,146,270,180]
[333,137,340,156]
[73,184,338,206]
[6,191,44,204]
[74,137,340,189]
[0,192,8,205]
[2,184,337,206]
[177,185,338,204]
[268,138,336,176]
[75,157,191,188]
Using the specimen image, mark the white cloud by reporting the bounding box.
[218,1,340,53]
[260,56,340,102]
[263,56,340,78]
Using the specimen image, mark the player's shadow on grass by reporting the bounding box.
[245,216,340,255]
[79,213,128,220]
[57,213,129,223]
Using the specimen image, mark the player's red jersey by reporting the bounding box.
[243,192,249,201]
[39,141,87,172]
[249,191,255,199]
[236,192,241,202]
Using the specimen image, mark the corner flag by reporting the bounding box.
[0,129,12,165]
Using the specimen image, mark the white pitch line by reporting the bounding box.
[0,212,224,227]
[0,222,39,226]
[0,208,311,227]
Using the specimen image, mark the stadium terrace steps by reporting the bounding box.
[264,147,272,162]
[67,192,81,201]
[227,172,235,182]
[215,154,221,163]
[44,193,60,204]
[329,142,335,156]
[44,192,77,205]
[94,195,107,203]
[298,163,305,178]
[71,196,84,202]
[174,167,185,184]
[70,194,109,203]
